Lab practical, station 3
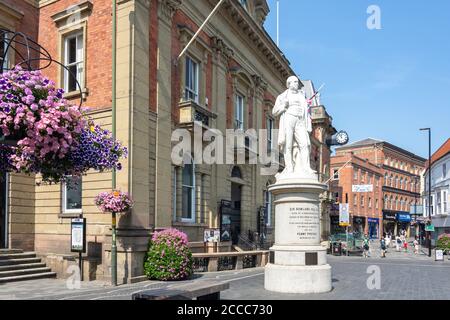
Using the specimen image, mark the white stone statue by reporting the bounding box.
[272,76,316,179]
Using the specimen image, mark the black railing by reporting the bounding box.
[192,257,209,273]
[243,255,257,269]
[218,256,237,271]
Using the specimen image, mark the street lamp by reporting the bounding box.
[420,128,432,257]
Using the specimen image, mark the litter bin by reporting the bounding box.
[332,242,342,256]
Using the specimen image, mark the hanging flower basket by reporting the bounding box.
[94,190,133,214]
[0,66,127,183]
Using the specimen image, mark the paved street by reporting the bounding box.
[1,250,449,300]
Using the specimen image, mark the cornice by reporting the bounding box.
[220,0,293,79]
[0,2,24,20]
[158,0,182,20]
[51,1,93,24]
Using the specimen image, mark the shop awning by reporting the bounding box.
[397,213,411,223]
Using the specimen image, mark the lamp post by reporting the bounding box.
[420,128,432,257]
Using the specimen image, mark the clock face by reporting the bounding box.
[336,131,349,145]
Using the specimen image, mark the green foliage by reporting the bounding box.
[144,229,193,281]
[437,234,450,251]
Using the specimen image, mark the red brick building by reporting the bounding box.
[330,153,383,238]
[332,138,426,239]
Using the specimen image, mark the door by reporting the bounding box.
[0,173,7,248]
[230,183,242,245]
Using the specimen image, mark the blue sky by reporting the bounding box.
[264,0,450,158]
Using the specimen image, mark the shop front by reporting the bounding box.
[368,218,380,239]
[411,215,426,242]
[352,216,366,237]
[383,211,397,236]
[397,212,411,237]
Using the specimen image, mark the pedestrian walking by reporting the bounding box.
[380,238,387,258]
[414,238,420,254]
[403,239,408,252]
[395,235,401,252]
[385,233,391,250]
[363,234,370,258]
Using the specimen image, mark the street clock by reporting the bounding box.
[335,131,349,145]
[326,130,350,147]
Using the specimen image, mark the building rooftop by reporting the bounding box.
[427,138,450,168]
[336,138,426,163]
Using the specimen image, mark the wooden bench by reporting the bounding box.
[132,280,230,300]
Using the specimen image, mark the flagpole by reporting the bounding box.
[177,0,226,61]
[276,0,280,47]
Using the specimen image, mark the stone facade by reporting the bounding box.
[0,0,337,283]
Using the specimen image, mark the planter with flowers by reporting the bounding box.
[144,228,193,281]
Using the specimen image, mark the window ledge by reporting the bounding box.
[173,221,209,228]
[63,87,89,100]
[59,212,83,219]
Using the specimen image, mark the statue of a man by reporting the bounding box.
[272,76,316,178]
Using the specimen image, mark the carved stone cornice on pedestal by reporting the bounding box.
[158,0,182,20]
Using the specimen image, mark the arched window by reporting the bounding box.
[400,178,403,189]
[384,173,388,186]
[384,195,388,209]
[390,196,394,210]
[231,166,242,179]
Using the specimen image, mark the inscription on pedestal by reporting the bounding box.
[275,202,320,245]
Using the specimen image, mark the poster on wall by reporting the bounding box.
[220,214,231,242]
[204,229,220,243]
[71,218,86,253]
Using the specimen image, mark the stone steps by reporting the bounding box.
[0,262,47,272]
[0,250,56,283]
[0,249,24,254]
[0,267,53,278]
[0,258,42,266]
[0,272,57,284]
[0,252,37,260]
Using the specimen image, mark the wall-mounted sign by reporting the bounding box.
[383,212,397,221]
[71,218,86,253]
[339,204,350,227]
[352,185,373,193]
[204,229,220,243]
[425,224,435,232]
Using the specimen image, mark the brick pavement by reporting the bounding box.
[1,253,449,300]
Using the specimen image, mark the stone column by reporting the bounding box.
[155,0,181,228]
[265,177,332,293]
[102,0,152,284]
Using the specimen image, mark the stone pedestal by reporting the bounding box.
[264,176,332,294]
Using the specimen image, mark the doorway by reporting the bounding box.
[230,182,242,245]
[0,173,7,248]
